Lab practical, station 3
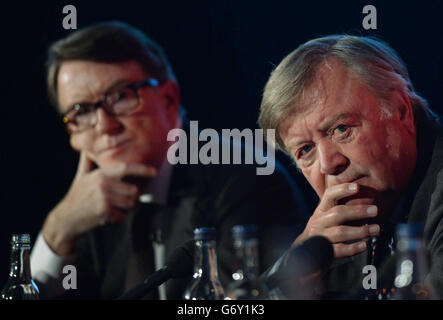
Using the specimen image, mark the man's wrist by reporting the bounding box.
[42,205,78,257]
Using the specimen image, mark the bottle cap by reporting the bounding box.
[396,223,424,238]
[11,234,31,245]
[232,225,258,240]
[194,227,216,240]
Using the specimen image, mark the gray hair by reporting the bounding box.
[259,34,433,152]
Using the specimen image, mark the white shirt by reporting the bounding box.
[31,143,175,300]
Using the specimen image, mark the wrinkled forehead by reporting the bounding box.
[279,61,342,118]
[299,59,362,107]
[278,60,379,144]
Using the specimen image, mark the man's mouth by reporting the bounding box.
[100,139,133,154]
[335,174,366,185]
[341,197,374,206]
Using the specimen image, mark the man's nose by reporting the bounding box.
[318,140,349,175]
[95,108,123,134]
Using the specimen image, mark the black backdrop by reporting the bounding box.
[1,0,442,288]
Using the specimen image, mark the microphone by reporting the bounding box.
[117,239,194,300]
[264,236,334,298]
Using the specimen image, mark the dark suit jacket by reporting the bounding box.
[59,141,309,300]
[315,113,443,299]
[262,112,443,300]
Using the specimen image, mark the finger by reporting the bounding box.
[105,179,139,197]
[322,205,378,227]
[108,193,139,210]
[333,241,368,259]
[324,224,380,243]
[103,163,157,180]
[104,207,127,224]
[318,183,359,211]
[76,151,95,177]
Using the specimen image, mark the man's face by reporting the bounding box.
[279,59,417,209]
[57,60,180,169]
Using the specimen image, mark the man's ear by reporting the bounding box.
[392,90,415,135]
[159,79,180,124]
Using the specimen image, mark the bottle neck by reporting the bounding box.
[234,238,260,281]
[9,243,32,281]
[194,240,219,281]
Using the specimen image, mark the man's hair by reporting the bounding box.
[259,34,434,152]
[46,21,176,110]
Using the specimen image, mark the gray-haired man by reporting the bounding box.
[259,35,443,299]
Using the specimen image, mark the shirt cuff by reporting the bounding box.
[30,232,75,298]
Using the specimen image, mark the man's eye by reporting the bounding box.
[116,91,128,101]
[298,145,313,157]
[76,106,91,115]
[333,124,350,137]
[111,88,133,102]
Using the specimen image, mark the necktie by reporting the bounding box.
[122,202,167,299]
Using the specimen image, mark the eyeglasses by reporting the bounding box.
[61,78,159,132]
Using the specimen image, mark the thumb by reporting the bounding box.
[75,151,95,177]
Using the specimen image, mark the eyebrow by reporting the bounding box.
[104,79,134,94]
[317,112,354,132]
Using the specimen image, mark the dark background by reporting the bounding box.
[1,0,442,288]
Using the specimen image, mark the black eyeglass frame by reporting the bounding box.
[61,77,160,131]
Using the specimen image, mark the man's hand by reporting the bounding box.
[294,183,380,259]
[42,152,157,256]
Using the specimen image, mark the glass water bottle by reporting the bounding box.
[226,225,269,300]
[391,224,436,300]
[1,234,40,300]
[183,227,225,300]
